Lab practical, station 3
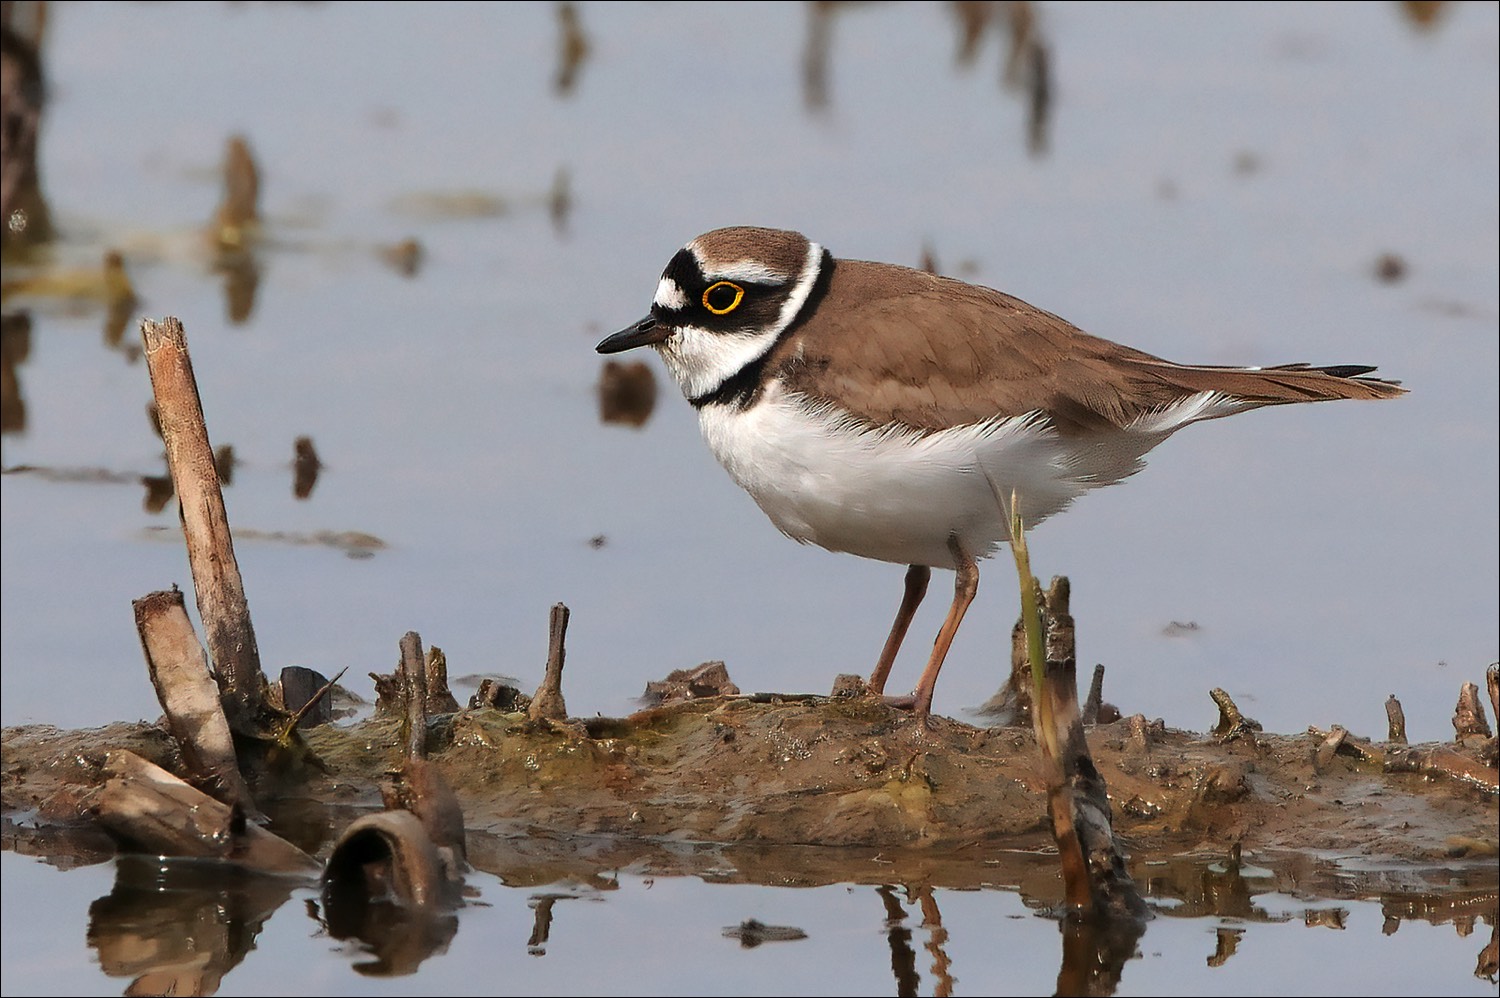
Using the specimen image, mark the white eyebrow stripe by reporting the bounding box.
[707,260,791,284]
[654,277,689,311]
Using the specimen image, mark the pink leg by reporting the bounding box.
[910,538,978,724]
[867,565,930,695]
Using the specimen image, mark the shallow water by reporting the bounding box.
[1,1,1496,995]
[2,842,1496,997]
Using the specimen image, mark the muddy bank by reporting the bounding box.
[4,695,1495,890]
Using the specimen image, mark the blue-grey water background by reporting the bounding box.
[1,2,1496,995]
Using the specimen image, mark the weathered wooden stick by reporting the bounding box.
[967,623,1030,723]
[1313,725,1349,773]
[1308,724,1383,766]
[1453,682,1493,743]
[133,588,258,816]
[1035,581,1148,923]
[1488,663,1499,733]
[1385,695,1408,744]
[399,631,429,761]
[385,757,468,865]
[971,600,1042,723]
[1007,603,1035,720]
[1082,663,1105,725]
[1210,688,1261,746]
[471,678,531,713]
[424,646,462,715]
[94,750,318,875]
[1384,744,1499,794]
[643,661,739,705]
[371,642,460,720]
[140,317,265,725]
[529,603,570,721]
[1031,580,1092,912]
[1127,714,1153,753]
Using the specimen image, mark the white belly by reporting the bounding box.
[696,387,1160,570]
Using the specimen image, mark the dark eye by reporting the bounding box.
[702,281,744,315]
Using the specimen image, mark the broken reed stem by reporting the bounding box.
[1037,641,1093,911]
[1314,724,1349,773]
[1453,682,1493,741]
[423,647,462,714]
[96,751,317,875]
[1210,688,1259,746]
[1385,695,1408,744]
[140,317,265,725]
[1005,493,1147,925]
[399,631,429,760]
[1385,744,1500,794]
[1006,500,1086,912]
[1006,616,1035,720]
[1306,720,1500,793]
[132,587,258,817]
[1082,663,1105,725]
[1488,664,1499,732]
[528,603,570,722]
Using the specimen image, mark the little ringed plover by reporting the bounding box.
[596,226,1404,723]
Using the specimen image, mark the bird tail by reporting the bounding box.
[1142,360,1406,405]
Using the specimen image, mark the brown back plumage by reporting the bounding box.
[769,258,1404,435]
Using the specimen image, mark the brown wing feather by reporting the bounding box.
[770,259,1403,434]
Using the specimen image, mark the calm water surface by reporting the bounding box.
[1,845,1494,997]
[1,2,1496,995]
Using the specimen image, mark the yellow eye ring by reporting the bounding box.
[702,281,745,315]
